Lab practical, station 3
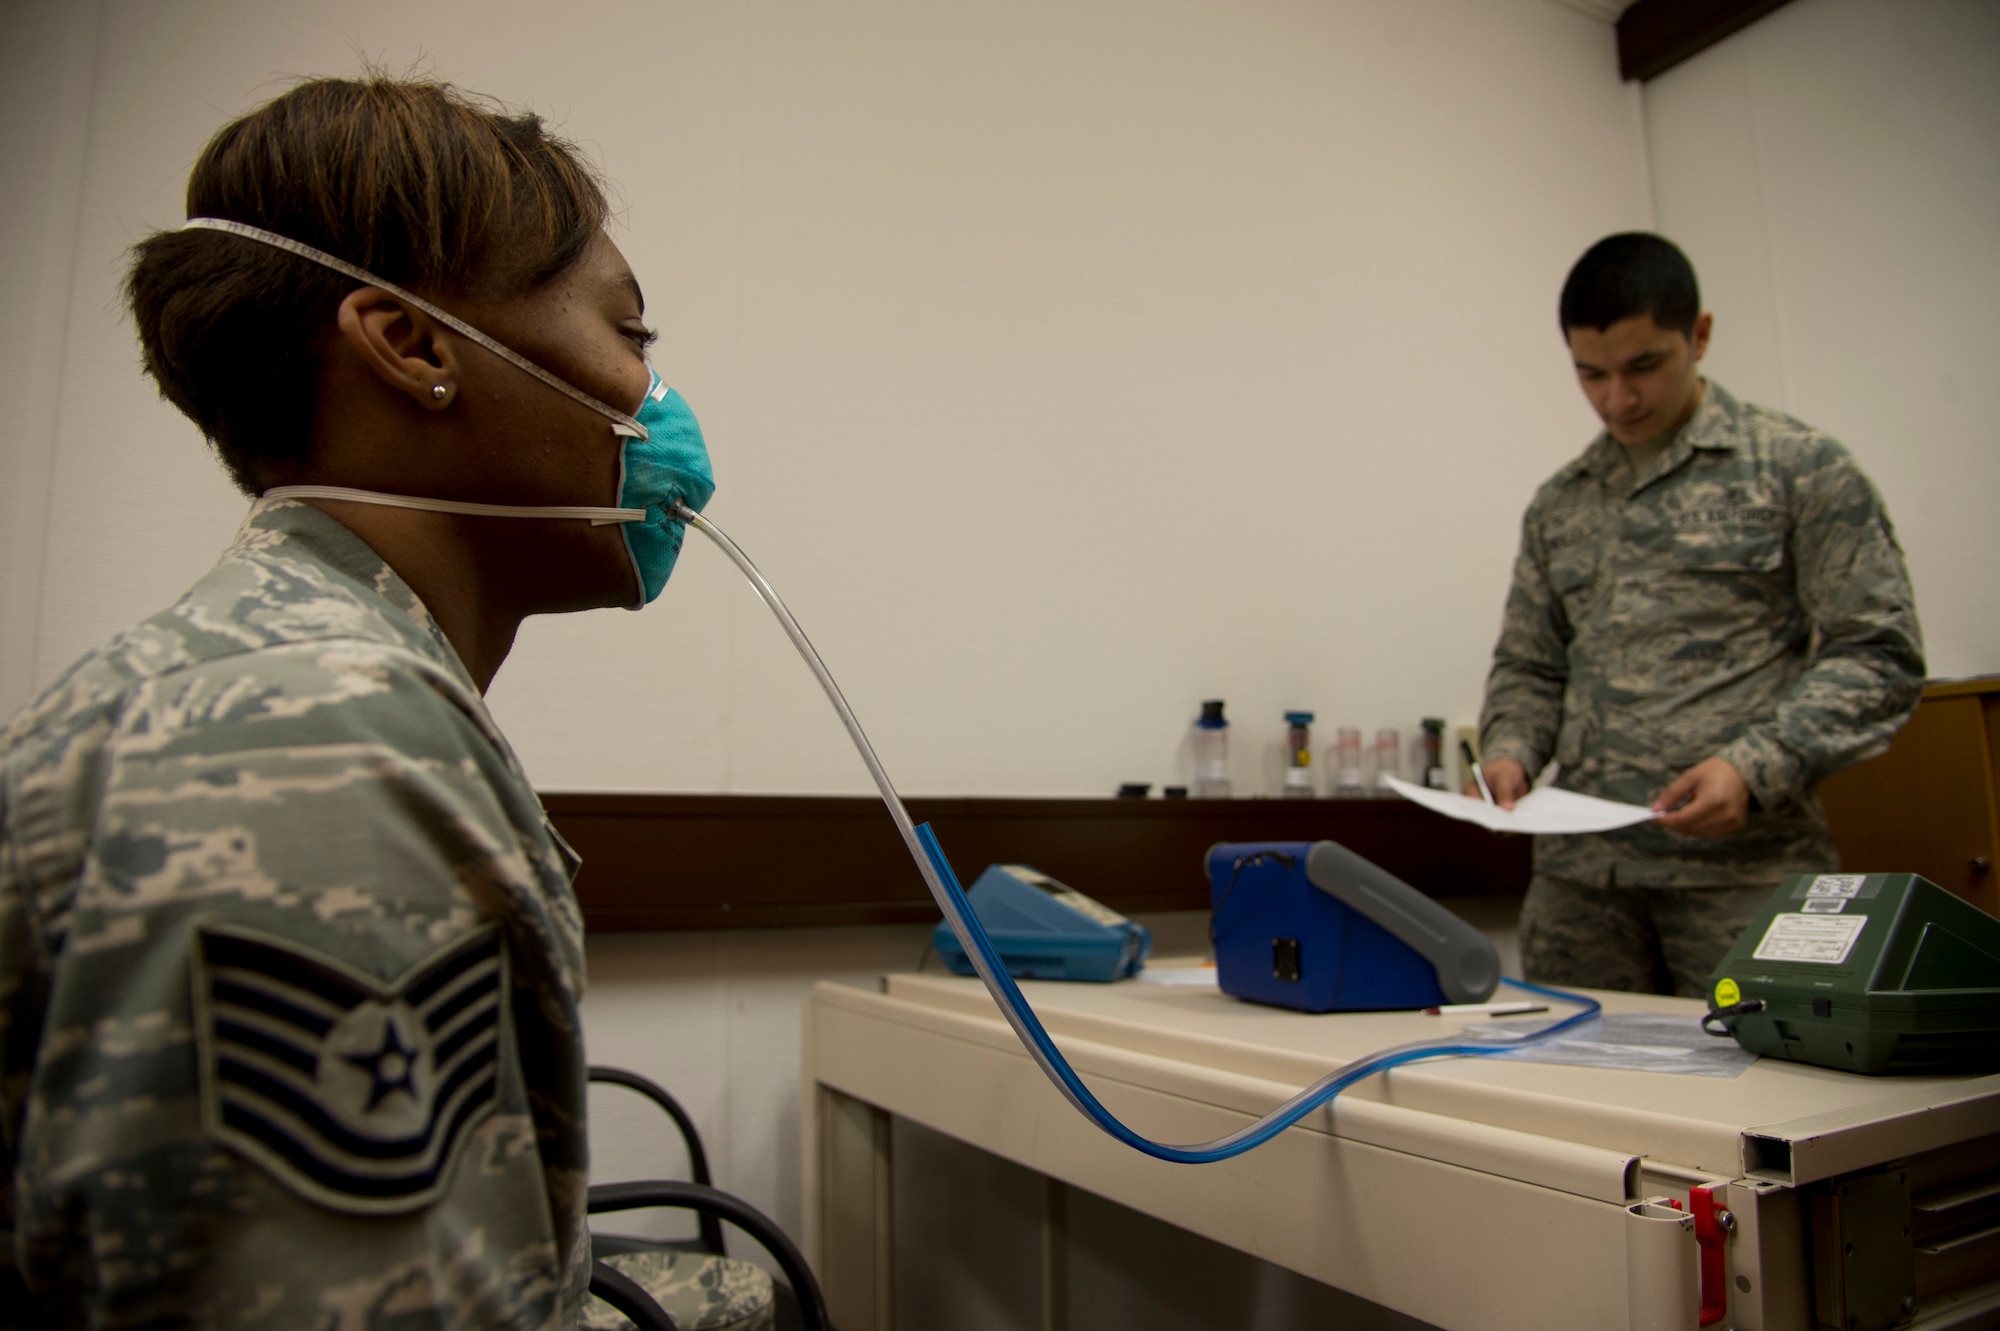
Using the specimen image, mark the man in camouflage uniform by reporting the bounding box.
[1477,233,1923,996]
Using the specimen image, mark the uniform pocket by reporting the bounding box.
[1545,537,1599,596]
[1554,712,1594,770]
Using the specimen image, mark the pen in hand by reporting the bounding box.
[1461,738,1495,806]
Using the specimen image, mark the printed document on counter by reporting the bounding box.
[1384,776,1658,835]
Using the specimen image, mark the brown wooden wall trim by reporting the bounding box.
[542,793,1530,932]
[1617,0,1795,82]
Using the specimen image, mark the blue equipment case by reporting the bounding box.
[934,864,1151,983]
[1207,840,1500,1012]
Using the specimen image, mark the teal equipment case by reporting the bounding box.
[1705,872,2000,1075]
[933,864,1151,983]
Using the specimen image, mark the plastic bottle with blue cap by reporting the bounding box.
[1192,699,1231,798]
[1282,710,1316,798]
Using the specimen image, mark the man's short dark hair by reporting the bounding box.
[125,75,609,495]
[1558,233,1700,337]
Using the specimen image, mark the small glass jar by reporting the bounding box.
[1331,726,1366,798]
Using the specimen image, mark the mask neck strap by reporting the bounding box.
[179,217,647,441]
[262,484,644,526]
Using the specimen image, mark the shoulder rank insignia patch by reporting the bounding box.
[189,921,508,1214]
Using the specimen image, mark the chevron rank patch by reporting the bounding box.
[190,921,508,1214]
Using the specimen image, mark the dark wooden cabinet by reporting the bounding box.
[543,793,1529,932]
[1819,676,2000,916]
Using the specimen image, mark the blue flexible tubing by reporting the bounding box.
[677,505,1602,1164]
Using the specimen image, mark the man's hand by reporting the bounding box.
[1471,758,1529,810]
[1652,757,1751,839]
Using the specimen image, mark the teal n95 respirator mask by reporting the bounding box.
[179,217,715,608]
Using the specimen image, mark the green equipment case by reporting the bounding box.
[1705,872,2000,1075]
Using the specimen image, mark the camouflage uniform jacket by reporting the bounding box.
[0,499,592,1328]
[1478,380,1924,888]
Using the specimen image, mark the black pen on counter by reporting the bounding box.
[1460,737,1495,805]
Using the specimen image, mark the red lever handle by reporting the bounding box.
[1688,1186,1730,1327]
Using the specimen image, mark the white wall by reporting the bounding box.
[1,0,1646,796]
[1644,0,2000,680]
[0,2,96,722]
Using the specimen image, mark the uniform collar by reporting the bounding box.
[1583,378,1741,493]
[231,496,470,685]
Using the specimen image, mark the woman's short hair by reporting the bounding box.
[126,75,610,494]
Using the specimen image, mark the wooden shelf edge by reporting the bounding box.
[545,792,1531,933]
[1921,676,2000,702]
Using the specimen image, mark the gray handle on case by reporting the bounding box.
[1305,841,1500,1004]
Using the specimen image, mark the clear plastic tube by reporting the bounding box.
[675,505,1600,1163]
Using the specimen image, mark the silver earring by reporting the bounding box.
[431,384,448,402]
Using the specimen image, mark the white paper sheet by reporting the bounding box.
[1384,776,1658,835]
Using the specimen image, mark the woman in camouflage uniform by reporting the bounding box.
[1,76,705,1328]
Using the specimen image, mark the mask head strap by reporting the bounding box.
[255,483,643,525]
[179,217,647,441]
